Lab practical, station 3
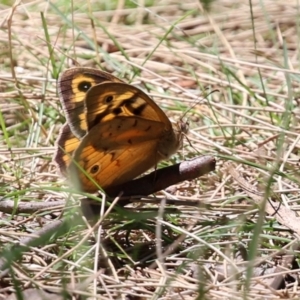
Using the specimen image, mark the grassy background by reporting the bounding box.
[0,0,300,299]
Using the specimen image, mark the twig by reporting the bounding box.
[105,155,215,198]
[81,155,216,217]
[0,200,65,214]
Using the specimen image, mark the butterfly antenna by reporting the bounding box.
[179,89,219,155]
[180,88,219,121]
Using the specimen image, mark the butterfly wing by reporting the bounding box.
[54,123,81,175]
[85,82,183,158]
[54,68,123,174]
[69,116,168,192]
[84,82,173,128]
[58,68,123,138]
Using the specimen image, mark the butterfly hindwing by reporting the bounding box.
[54,123,81,175]
[69,116,167,192]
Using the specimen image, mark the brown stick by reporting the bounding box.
[105,155,215,197]
[0,200,65,214]
[81,156,216,218]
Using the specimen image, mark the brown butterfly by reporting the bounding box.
[54,68,186,193]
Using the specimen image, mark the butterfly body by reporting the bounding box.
[54,68,185,193]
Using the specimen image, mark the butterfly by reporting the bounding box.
[54,67,187,193]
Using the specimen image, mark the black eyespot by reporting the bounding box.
[78,81,92,92]
[105,95,113,103]
[90,164,99,174]
[113,107,122,115]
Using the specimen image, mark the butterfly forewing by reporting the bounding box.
[58,68,123,138]
[84,82,173,131]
